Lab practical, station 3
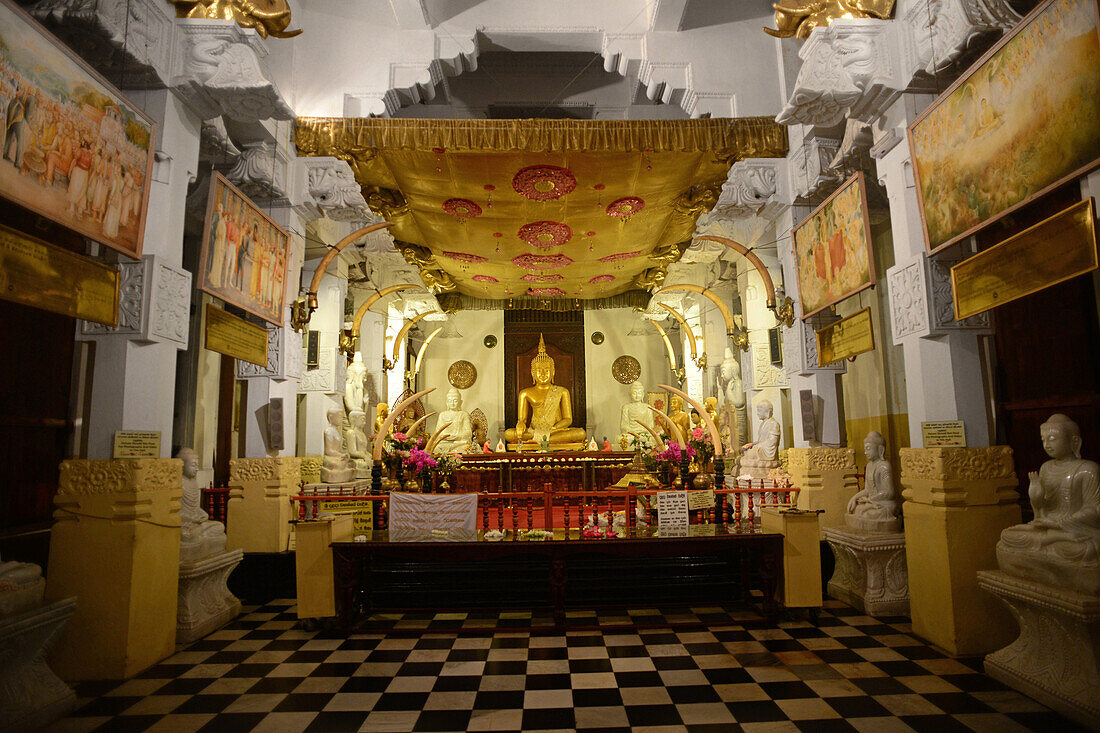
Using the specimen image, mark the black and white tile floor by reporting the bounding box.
[47,599,1084,733]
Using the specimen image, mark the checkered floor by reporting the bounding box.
[48,599,1085,733]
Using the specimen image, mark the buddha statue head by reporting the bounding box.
[176,446,199,480]
[864,430,886,462]
[629,381,645,404]
[530,334,555,386]
[445,387,463,411]
[1041,413,1081,459]
[757,400,774,420]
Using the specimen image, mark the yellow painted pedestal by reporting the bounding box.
[294,516,353,620]
[762,507,823,608]
[226,457,302,554]
[45,458,182,680]
[788,448,858,532]
[900,447,1021,657]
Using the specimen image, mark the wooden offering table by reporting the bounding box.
[451,451,634,493]
[331,525,782,630]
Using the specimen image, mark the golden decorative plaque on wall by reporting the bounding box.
[951,198,1098,321]
[447,360,477,389]
[204,303,269,367]
[0,223,119,326]
[816,308,875,365]
[611,355,641,384]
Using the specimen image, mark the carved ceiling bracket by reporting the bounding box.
[886,252,992,344]
[290,157,377,224]
[78,256,192,349]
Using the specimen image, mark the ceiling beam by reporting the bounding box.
[388,0,430,30]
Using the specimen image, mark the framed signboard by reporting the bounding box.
[907,0,1100,253]
[198,172,290,326]
[0,0,155,260]
[793,172,876,319]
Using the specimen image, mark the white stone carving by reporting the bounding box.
[784,310,846,376]
[299,348,338,393]
[887,253,990,344]
[237,323,301,381]
[906,0,1021,75]
[978,570,1100,730]
[177,550,243,644]
[712,160,788,220]
[825,527,909,617]
[79,256,191,348]
[199,118,241,164]
[752,344,789,388]
[0,597,77,731]
[789,136,841,201]
[30,0,174,87]
[171,20,293,123]
[223,141,288,201]
[292,157,374,223]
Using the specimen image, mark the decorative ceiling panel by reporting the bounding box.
[295,118,787,302]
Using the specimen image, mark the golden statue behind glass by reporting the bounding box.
[505,334,587,450]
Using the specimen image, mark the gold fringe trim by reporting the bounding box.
[295,117,788,158]
[438,290,651,312]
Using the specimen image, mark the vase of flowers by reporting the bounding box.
[433,453,463,492]
[403,447,438,492]
[654,441,695,487]
[688,427,715,473]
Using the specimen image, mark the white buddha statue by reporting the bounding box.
[997,414,1100,594]
[344,353,366,414]
[846,431,901,532]
[321,407,355,483]
[435,387,473,455]
[741,399,782,478]
[178,447,228,563]
[345,410,371,479]
[0,552,44,617]
[718,348,747,454]
[619,381,655,448]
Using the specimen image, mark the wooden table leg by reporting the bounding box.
[550,558,567,627]
[758,542,780,625]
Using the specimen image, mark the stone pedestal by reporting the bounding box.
[762,507,823,608]
[176,548,244,645]
[46,458,183,679]
[0,597,78,730]
[789,447,859,531]
[226,457,302,554]
[824,527,909,617]
[900,447,1021,656]
[977,570,1100,729]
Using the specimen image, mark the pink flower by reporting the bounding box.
[692,427,705,440]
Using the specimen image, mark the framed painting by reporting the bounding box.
[907,0,1100,254]
[198,172,290,326]
[792,172,875,319]
[0,0,155,260]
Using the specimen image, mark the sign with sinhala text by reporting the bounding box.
[921,420,967,448]
[657,490,689,531]
[318,500,373,533]
[204,303,269,367]
[816,307,875,365]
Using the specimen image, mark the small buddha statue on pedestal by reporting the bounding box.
[619,382,655,449]
[997,414,1100,594]
[178,447,229,563]
[322,407,355,483]
[345,410,371,479]
[435,388,473,455]
[846,431,901,533]
[740,400,782,479]
[505,334,586,450]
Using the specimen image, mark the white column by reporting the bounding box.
[80,90,199,458]
[296,257,347,455]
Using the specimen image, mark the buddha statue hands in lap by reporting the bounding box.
[505,334,587,450]
[997,413,1100,594]
[435,387,473,455]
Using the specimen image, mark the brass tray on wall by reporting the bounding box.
[611,355,641,384]
[447,360,478,389]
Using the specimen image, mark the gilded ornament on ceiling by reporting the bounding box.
[170,0,303,38]
[447,360,478,389]
[512,253,573,270]
[518,221,573,249]
[606,197,645,217]
[764,0,897,41]
[612,355,642,385]
[512,166,577,201]
[522,273,564,282]
[598,250,641,263]
[472,275,498,283]
[589,275,615,284]
[528,287,566,297]
[443,251,487,264]
[484,335,497,349]
[442,198,482,218]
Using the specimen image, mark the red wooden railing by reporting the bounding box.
[201,486,231,525]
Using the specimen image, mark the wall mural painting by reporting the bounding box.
[198,172,289,326]
[0,0,155,259]
[908,0,1100,253]
[793,171,875,319]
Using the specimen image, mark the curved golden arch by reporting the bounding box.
[647,405,685,447]
[390,311,433,366]
[351,284,418,337]
[307,222,395,309]
[646,318,678,372]
[659,383,723,457]
[694,234,777,310]
[655,302,698,362]
[411,326,444,379]
[373,388,434,460]
[658,284,735,334]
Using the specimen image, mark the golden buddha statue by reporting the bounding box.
[505,335,587,450]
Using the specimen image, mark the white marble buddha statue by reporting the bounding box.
[505,334,587,449]
[344,353,366,414]
[997,414,1100,594]
[177,447,228,563]
[345,410,371,479]
[435,387,473,455]
[619,381,655,448]
[741,399,782,478]
[322,407,355,483]
[718,348,747,453]
[846,431,901,532]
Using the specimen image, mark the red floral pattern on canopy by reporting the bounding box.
[598,250,641,263]
[606,196,645,217]
[472,274,498,283]
[512,253,573,270]
[527,287,566,297]
[443,251,488,263]
[517,221,572,249]
[442,198,483,218]
[588,275,615,284]
[512,165,577,201]
[521,273,564,283]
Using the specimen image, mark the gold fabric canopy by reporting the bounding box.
[295,118,787,302]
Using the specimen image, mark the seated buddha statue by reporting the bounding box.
[741,399,782,478]
[846,431,901,533]
[505,334,587,450]
[434,387,473,455]
[668,395,691,444]
[619,381,655,449]
[997,413,1100,594]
